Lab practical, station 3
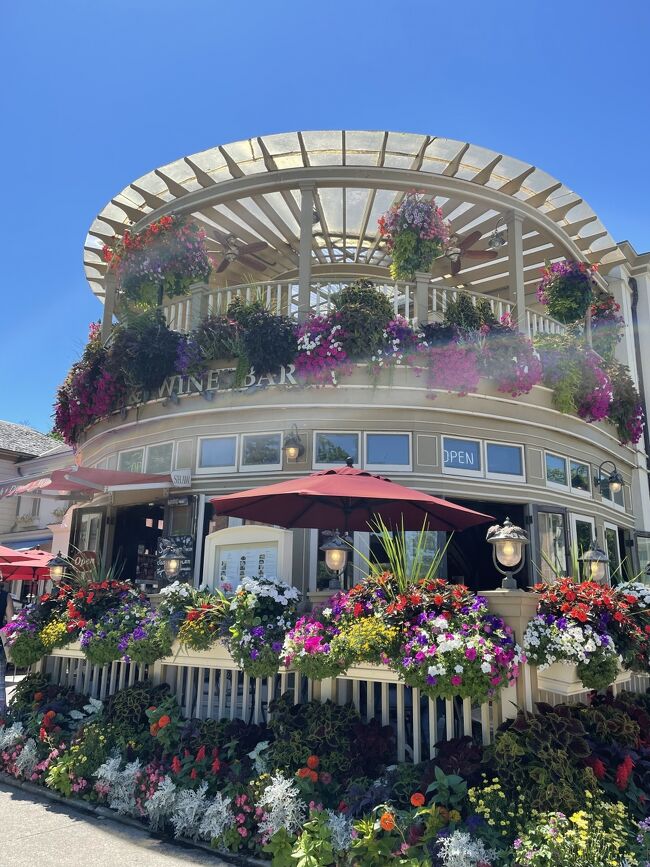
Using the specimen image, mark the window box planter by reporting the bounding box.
[536,659,631,697]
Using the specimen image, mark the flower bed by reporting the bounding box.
[1,672,648,866]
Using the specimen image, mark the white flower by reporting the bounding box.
[437,830,497,867]
[145,776,177,831]
[0,722,25,750]
[14,738,38,777]
[199,792,236,843]
[248,740,271,775]
[170,782,209,839]
[327,810,355,852]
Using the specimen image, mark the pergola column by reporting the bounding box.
[297,183,315,322]
[100,273,117,341]
[506,210,528,335]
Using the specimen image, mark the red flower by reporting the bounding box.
[195,746,206,762]
[171,756,182,774]
[353,603,363,618]
[585,756,606,780]
[433,594,444,606]
[615,755,635,790]
[190,768,198,780]
[211,758,221,774]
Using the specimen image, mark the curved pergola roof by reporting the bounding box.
[84,130,624,302]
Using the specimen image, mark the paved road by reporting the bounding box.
[0,782,233,867]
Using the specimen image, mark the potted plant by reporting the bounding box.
[379,191,450,280]
[536,260,598,324]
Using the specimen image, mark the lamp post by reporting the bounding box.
[320,532,351,589]
[486,517,529,589]
[160,549,182,580]
[47,552,69,585]
[283,425,305,462]
[593,460,623,497]
[579,538,609,583]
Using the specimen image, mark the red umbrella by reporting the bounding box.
[0,549,50,581]
[210,461,492,532]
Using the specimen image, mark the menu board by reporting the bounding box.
[156,534,194,585]
[216,542,278,588]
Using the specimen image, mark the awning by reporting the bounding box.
[0,466,175,500]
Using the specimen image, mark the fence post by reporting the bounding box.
[414,272,430,326]
[188,282,208,331]
[483,590,540,714]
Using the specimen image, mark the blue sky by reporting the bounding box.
[1,0,648,433]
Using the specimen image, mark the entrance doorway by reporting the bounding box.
[112,503,165,584]
[446,500,527,591]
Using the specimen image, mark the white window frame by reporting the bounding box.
[441,436,483,478]
[601,482,626,512]
[145,440,175,475]
[195,435,238,475]
[569,512,596,560]
[312,430,361,470]
[544,451,569,491]
[569,459,592,498]
[603,521,621,580]
[117,447,145,473]
[485,440,526,483]
[364,432,413,472]
[239,431,283,473]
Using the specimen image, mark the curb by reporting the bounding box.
[0,773,267,866]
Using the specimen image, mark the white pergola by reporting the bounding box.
[84,130,623,327]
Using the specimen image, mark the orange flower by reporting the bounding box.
[158,715,171,729]
[306,755,320,770]
[296,767,311,779]
[150,723,159,736]
[410,792,425,807]
[380,812,396,832]
[307,769,319,783]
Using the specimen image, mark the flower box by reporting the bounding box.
[537,660,631,697]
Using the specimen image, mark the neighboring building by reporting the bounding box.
[69,131,650,593]
[0,421,72,551]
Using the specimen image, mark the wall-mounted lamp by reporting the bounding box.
[283,425,305,462]
[320,532,352,588]
[594,460,623,497]
[488,217,508,250]
[486,517,529,589]
[160,548,182,579]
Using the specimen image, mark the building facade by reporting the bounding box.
[67,131,650,593]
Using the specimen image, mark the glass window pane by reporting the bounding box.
[574,519,593,556]
[315,433,359,464]
[486,443,522,476]
[241,433,282,467]
[570,461,590,492]
[601,483,625,507]
[199,437,237,469]
[366,433,410,466]
[145,443,174,474]
[604,527,620,580]
[546,453,567,486]
[118,449,144,473]
[443,438,481,472]
[538,512,567,582]
[636,537,650,585]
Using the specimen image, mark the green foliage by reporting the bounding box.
[443,292,497,331]
[46,720,112,796]
[7,672,50,712]
[108,309,182,393]
[330,280,393,359]
[489,708,597,813]
[289,812,336,866]
[193,314,240,361]
[263,827,295,865]
[7,632,47,668]
[227,297,297,376]
[389,228,443,281]
[424,765,467,810]
[576,647,621,691]
[103,681,170,744]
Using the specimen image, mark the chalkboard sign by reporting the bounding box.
[156,535,194,584]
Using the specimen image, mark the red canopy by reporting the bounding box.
[0,548,51,581]
[0,466,174,500]
[210,464,492,532]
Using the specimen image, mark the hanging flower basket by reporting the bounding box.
[536,260,598,324]
[378,191,450,280]
[102,215,212,308]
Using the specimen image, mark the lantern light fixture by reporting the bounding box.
[579,538,609,583]
[47,551,69,584]
[486,517,529,589]
[593,460,623,497]
[320,532,352,588]
[488,217,508,250]
[283,425,305,462]
[160,548,182,579]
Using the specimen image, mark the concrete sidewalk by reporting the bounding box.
[0,782,233,867]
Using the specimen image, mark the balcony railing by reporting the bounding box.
[160,279,566,339]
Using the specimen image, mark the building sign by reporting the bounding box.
[126,363,298,406]
[216,542,278,588]
[170,468,192,488]
[71,550,97,580]
[443,438,481,471]
[156,535,194,584]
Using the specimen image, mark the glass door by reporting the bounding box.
[603,522,621,583]
[569,513,595,579]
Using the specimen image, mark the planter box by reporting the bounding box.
[537,661,631,697]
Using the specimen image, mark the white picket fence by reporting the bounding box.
[41,642,516,761]
[161,279,564,339]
